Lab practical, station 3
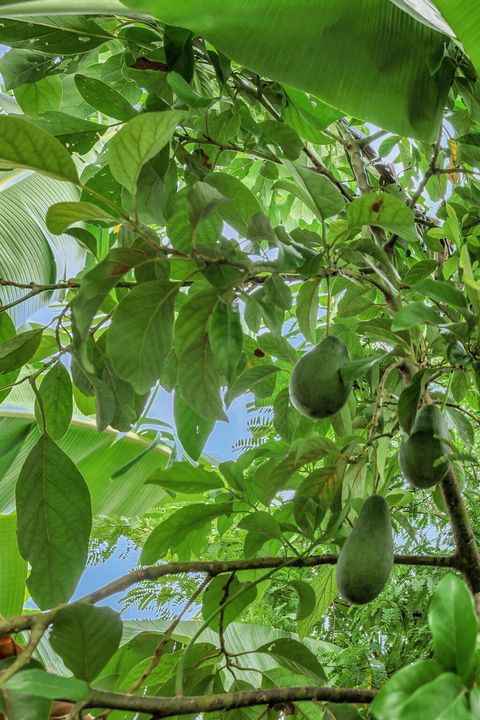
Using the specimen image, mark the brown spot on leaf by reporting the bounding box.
[371,199,384,213]
[254,348,266,358]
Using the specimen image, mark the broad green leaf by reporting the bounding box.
[15,75,62,116]
[50,603,122,681]
[109,111,184,195]
[238,511,282,539]
[431,1,480,71]
[403,259,438,284]
[0,513,27,618]
[414,279,467,309]
[145,461,223,493]
[0,16,112,55]
[257,638,326,682]
[397,370,430,434]
[173,391,215,461]
[347,192,418,242]
[187,181,226,226]
[284,162,345,220]
[283,86,342,143]
[34,361,72,440]
[0,116,78,183]
[297,567,337,637]
[296,280,319,342]
[428,574,477,680]
[75,74,137,121]
[273,386,301,441]
[3,670,88,702]
[288,580,316,622]
[164,24,194,81]
[205,173,262,237]
[71,247,147,369]
[226,365,280,404]
[0,329,43,374]
[123,0,452,141]
[141,502,233,564]
[391,302,443,331]
[264,275,293,311]
[178,335,227,422]
[16,434,92,609]
[208,300,243,382]
[175,289,219,356]
[202,574,257,631]
[46,201,117,235]
[257,333,297,364]
[397,672,470,720]
[0,691,50,720]
[167,71,214,107]
[340,354,387,383]
[108,280,179,394]
[370,659,443,720]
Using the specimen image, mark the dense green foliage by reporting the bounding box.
[0,1,479,718]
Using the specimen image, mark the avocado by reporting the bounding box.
[289,336,352,419]
[336,495,394,605]
[399,404,451,489]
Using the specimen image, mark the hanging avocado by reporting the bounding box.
[289,336,352,419]
[399,404,451,489]
[336,495,394,605]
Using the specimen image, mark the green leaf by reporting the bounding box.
[205,173,262,237]
[0,329,43,374]
[257,638,326,682]
[288,580,316,622]
[391,302,443,331]
[226,365,280,404]
[35,361,72,440]
[141,502,232,564]
[202,574,257,631]
[431,1,480,71]
[50,603,122,681]
[238,511,282,538]
[0,513,27,618]
[109,111,185,195]
[414,279,468,309]
[16,434,92,609]
[397,370,430,434]
[164,24,194,81]
[396,672,470,720]
[297,566,337,637]
[3,670,88,702]
[208,300,243,382]
[296,280,319,342]
[175,289,219,357]
[46,201,117,235]
[264,275,293,310]
[167,71,213,107]
[403,259,438,284]
[74,74,137,121]
[284,161,345,220]
[273,386,300,441]
[173,391,215,461]
[187,181,227,226]
[0,690,50,720]
[0,116,78,183]
[178,335,227,422]
[347,192,418,242]
[108,280,179,395]
[258,333,297,364]
[340,354,386,383]
[71,247,147,370]
[145,461,223,493]
[428,574,477,680]
[124,0,451,141]
[370,659,443,720]
[15,75,62,116]
[0,16,112,55]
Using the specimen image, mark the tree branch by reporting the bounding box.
[440,466,480,613]
[0,553,459,635]
[87,684,377,716]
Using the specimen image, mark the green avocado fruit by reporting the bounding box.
[399,404,451,489]
[289,336,352,419]
[336,495,394,605]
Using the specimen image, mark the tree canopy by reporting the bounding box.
[0,1,479,718]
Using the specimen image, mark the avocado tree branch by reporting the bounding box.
[86,684,377,715]
[440,466,480,613]
[0,552,459,636]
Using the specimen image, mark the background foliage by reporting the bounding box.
[0,1,479,718]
